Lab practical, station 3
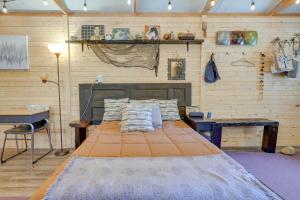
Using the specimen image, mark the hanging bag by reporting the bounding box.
[205,53,221,83]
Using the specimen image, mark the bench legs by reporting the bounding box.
[262,124,278,153]
[1,134,28,164]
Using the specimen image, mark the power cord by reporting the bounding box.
[80,83,96,120]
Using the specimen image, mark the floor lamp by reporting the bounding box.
[40,43,69,156]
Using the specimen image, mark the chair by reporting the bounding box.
[1,119,53,165]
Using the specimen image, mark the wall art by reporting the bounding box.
[145,25,160,40]
[216,31,258,46]
[81,25,105,40]
[0,35,29,70]
[168,58,185,80]
[112,28,130,40]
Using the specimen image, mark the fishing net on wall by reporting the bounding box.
[87,42,160,76]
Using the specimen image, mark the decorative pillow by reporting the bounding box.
[130,100,162,128]
[151,104,163,128]
[156,99,180,120]
[121,104,154,132]
[103,98,129,121]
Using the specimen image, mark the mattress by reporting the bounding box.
[31,120,221,199]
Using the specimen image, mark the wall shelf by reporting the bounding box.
[65,39,204,52]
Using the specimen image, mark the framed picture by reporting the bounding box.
[81,25,105,40]
[145,25,160,40]
[112,28,130,40]
[168,58,185,80]
[0,35,29,70]
[216,31,258,46]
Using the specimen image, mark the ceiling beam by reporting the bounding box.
[53,0,69,15]
[0,12,64,17]
[269,0,295,16]
[134,0,138,15]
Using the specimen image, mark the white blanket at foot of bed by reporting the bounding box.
[44,154,281,200]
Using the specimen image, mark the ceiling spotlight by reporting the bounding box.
[127,0,131,5]
[211,0,215,7]
[168,0,172,10]
[83,0,87,11]
[296,0,300,4]
[43,0,48,6]
[250,0,255,11]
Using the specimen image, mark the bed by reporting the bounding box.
[31,83,281,200]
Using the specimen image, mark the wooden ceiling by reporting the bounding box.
[0,0,299,17]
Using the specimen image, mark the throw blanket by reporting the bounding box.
[44,154,281,200]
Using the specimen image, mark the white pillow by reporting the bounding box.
[129,100,163,128]
[155,99,180,121]
[103,98,129,121]
[121,104,154,132]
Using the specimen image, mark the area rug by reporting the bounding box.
[227,151,300,200]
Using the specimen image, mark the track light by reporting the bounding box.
[168,0,172,10]
[83,0,87,11]
[43,0,48,6]
[296,0,300,4]
[2,2,7,13]
[211,0,215,7]
[250,0,255,11]
[127,0,131,5]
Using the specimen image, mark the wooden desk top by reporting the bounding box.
[0,109,49,116]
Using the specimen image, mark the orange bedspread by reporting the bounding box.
[31,121,221,200]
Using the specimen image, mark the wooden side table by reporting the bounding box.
[69,120,91,148]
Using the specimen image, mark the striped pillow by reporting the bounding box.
[121,104,154,132]
[156,99,180,121]
[103,98,129,121]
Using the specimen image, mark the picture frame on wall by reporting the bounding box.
[168,58,185,80]
[0,35,29,70]
[81,25,105,40]
[216,31,258,46]
[112,28,130,40]
[145,25,160,40]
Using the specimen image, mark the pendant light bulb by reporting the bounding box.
[127,0,131,5]
[296,0,300,4]
[211,0,215,7]
[83,0,87,12]
[2,3,7,13]
[168,0,172,10]
[250,1,255,11]
[43,0,48,6]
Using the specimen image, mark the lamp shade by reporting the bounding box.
[48,43,65,54]
[39,73,49,82]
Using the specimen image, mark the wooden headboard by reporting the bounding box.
[79,83,191,124]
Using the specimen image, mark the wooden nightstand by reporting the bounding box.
[185,116,215,143]
[69,120,91,148]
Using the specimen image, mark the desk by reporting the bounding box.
[0,109,49,124]
[185,117,279,153]
[0,109,51,164]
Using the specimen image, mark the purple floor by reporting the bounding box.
[227,151,300,200]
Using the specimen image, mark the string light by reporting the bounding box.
[43,0,48,6]
[211,0,215,7]
[83,0,87,11]
[127,0,131,5]
[296,0,300,4]
[2,2,7,13]
[250,0,255,11]
[168,0,172,10]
